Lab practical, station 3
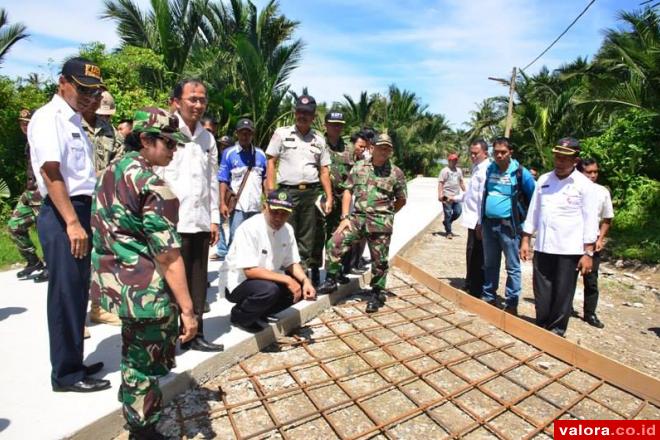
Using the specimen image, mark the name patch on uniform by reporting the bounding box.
[261,249,268,254]
[72,133,81,138]
[541,185,549,188]
[284,137,295,142]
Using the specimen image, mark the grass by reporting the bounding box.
[606,219,660,264]
[0,227,42,270]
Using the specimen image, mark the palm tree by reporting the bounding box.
[101,0,210,77]
[466,97,507,142]
[341,91,375,128]
[0,8,28,66]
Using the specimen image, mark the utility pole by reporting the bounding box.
[488,67,517,138]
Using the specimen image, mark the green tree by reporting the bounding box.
[0,8,28,66]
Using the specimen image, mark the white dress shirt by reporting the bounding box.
[226,213,300,292]
[523,169,599,255]
[27,94,96,197]
[458,158,490,229]
[156,114,219,233]
[594,183,614,221]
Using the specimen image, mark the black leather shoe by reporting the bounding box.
[17,261,44,279]
[310,267,320,287]
[32,268,49,283]
[317,277,338,295]
[337,274,350,284]
[504,306,518,316]
[182,337,224,352]
[53,377,111,393]
[349,267,367,275]
[584,314,604,329]
[128,424,166,440]
[230,318,266,333]
[85,362,104,376]
[365,297,381,313]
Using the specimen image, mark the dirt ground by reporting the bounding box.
[401,215,659,379]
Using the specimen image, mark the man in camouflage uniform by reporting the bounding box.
[8,109,48,282]
[318,133,407,313]
[83,90,124,174]
[83,90,124,325]
[319,111,353,283]
[91,107,198,440]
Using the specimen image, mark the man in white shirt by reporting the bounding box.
[455,140,490,297]
[226,190,316,333]
[158,79,222,352]
[438,153,465,239]
[520,137,599,337]
[28,58,110,392]
[578,158,614,329]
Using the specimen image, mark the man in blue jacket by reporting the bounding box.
[478,137,535,315]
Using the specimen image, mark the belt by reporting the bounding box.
[70,195,93,202]
[279,182,320,190]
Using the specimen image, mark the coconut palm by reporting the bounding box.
[0,8,28,66]
[341,91,376,128]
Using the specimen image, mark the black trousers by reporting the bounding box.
[582,251,601,316]
[465,228,484,297]
[38,196,91,387]
[533,252,581,336]
[180,232,210,336]
[226,279,294,326]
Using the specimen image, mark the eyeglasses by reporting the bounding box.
[74,83,103,98]
[183,97,207,105]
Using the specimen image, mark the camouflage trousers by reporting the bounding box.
[7,189,43,264]
[120,307,178,430]
[325,215,391,289]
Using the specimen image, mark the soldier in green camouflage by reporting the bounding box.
[8,109,48,282]
[83,90,124,174]
[318,133,407,313]
[91,107,198,440]
[318,111,353,282]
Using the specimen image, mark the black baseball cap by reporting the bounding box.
[295,95,316,113]
[236,118,254,132]
[61,57,104,88]
[552,137,581,156]
[325,111,345,124]
[267,189,294,212]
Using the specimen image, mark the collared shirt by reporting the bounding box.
[226,213,300,292]
[594,183,614,221]
[327,136,354,197]
[27,94,96,197]
[23,141,38,191]
[266,125,331,185]
[82,117,124,172]
[91,151,181,319]
[217,143,267,213]
[523,169,599,255]
[458,158,490,229]
[155,114,220,232]
[438,166,463,197]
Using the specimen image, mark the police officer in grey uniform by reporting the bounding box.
[266,95,333,286]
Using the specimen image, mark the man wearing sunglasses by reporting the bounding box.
[28,57,110,393]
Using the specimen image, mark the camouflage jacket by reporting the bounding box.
[82,117,124,172]
[24,142,38,191]
[91,151,181,319]
[341,158,407,233]
[327,136,353,197]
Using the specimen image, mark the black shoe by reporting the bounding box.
[337,274,350,284]
[350,267,367,275]
[32,268,49,283]
[504,306,518,316]
[128,424,166,440]
[310,267,320,287]
[584,314,604,329]
[372,288,391,305]
[317,277,338,295]
[571,308,579,317]
[230,318,266,333]
[17,261,44,279]
[84,362,104,376]
[365,297,381,314]
[481,297,497,307]
[181,336,224,352]
[53,377,111,393]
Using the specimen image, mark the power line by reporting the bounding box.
[521,0,597,72]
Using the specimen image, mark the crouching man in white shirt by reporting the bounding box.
[226,189,316,333]
[520,137,599,337]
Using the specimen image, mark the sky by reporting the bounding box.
[1,0,641,126]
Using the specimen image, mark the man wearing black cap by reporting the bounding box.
[225,189,316,332]
[266,95,333,286]
[520,137,599,337]
[218,118,267,252]
[28,57,110,392]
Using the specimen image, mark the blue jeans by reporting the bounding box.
[481,218,521,307]
[216,217,228,257]
[442,201,462,234]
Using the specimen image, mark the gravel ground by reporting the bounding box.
[400,215,659,379]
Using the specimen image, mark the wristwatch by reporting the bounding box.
[583,250,594,257]
[340,214,350,221]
